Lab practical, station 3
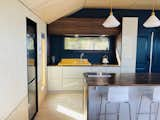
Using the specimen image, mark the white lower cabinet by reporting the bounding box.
[63,67,90,79]
[62,67,91,90]
[90,67,120,73]
[47,66,120,91]
[47,67,62,91]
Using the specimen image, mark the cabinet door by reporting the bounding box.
[90,67,107,72]
[152,30,160,72]
[90,67,120,73]
[62,67,90,90]
[62,78,84,90]
[47,67,62,91]
[136,35,151,73]
[63,67,90,78]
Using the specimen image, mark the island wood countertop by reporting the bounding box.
[84,73,160,86]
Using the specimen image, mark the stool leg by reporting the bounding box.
[99,95,103,120]
[97,95,102,120]
[149,102,155,120]
[105,102,107,120]
[105,102,110,120]
[126,102,132,120]
[149,102,152,120]
[117,103,120,120]
[136,96,143,120]
[155,102,159,120]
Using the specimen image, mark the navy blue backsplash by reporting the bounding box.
[48,9,160,65]
[48,35,117,65]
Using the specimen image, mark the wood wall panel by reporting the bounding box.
[48,18,121,36]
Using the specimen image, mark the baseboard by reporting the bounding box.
[6,95,28,120]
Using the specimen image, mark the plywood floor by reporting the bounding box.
[35,93,84,120]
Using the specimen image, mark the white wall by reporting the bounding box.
[0,0,47,119]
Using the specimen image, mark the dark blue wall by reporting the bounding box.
[48,9,160,71]
[69,9,159,33]
[48,35,117,65]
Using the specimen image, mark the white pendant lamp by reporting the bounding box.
[103,0,120,28]
[143,0,160,28]
[143,11,160,28]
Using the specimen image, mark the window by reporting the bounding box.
[64,37,110,50]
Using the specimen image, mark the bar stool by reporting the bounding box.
[99,87,131,120]
[136,87,160,120]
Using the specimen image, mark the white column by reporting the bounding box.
[121,17,138,73]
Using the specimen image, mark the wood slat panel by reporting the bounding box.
[48,18,121,36]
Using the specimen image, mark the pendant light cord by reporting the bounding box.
[83,0,87,7]
[152,0,156,14]
[110,0,113,15]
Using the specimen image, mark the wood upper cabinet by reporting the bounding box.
[47,18,121,36]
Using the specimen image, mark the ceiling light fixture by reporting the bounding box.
[102,0,120,28]
[143,0,160,28]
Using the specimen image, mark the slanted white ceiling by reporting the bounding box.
[19,0,160,23]
[19,0,85,23]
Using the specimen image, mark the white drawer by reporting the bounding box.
[62,67,91,78]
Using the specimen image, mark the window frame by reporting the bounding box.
[64,36,112,52]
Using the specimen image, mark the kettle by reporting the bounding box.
[102,55,109,64]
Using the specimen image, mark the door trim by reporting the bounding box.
[26,18,38,120]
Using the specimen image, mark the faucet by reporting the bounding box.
[80,53,84,61]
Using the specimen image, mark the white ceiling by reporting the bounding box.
[19,0,85,23]
[19,0,160,23]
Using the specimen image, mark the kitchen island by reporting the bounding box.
[83,73,160,120]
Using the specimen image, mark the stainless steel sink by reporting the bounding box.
[87,73,112,78]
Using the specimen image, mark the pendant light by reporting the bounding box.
[143,0,160,28]
[102,0,120,28]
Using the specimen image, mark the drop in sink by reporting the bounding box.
[87,73,113,78]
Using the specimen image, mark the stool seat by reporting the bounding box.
[108,87,129,102]
[99,87,131,120]
[153,87,160,102]
[136,87,160,120]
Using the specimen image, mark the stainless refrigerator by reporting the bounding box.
[26,18,38,120]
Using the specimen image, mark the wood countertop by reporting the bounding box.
[84,73,160,86]
[48,64,120,67]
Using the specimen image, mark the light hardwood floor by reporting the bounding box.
[35,93,84,120]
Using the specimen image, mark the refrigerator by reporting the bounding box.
[26,18,38,120]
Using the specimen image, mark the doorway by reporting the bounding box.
[26,18,38,120]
